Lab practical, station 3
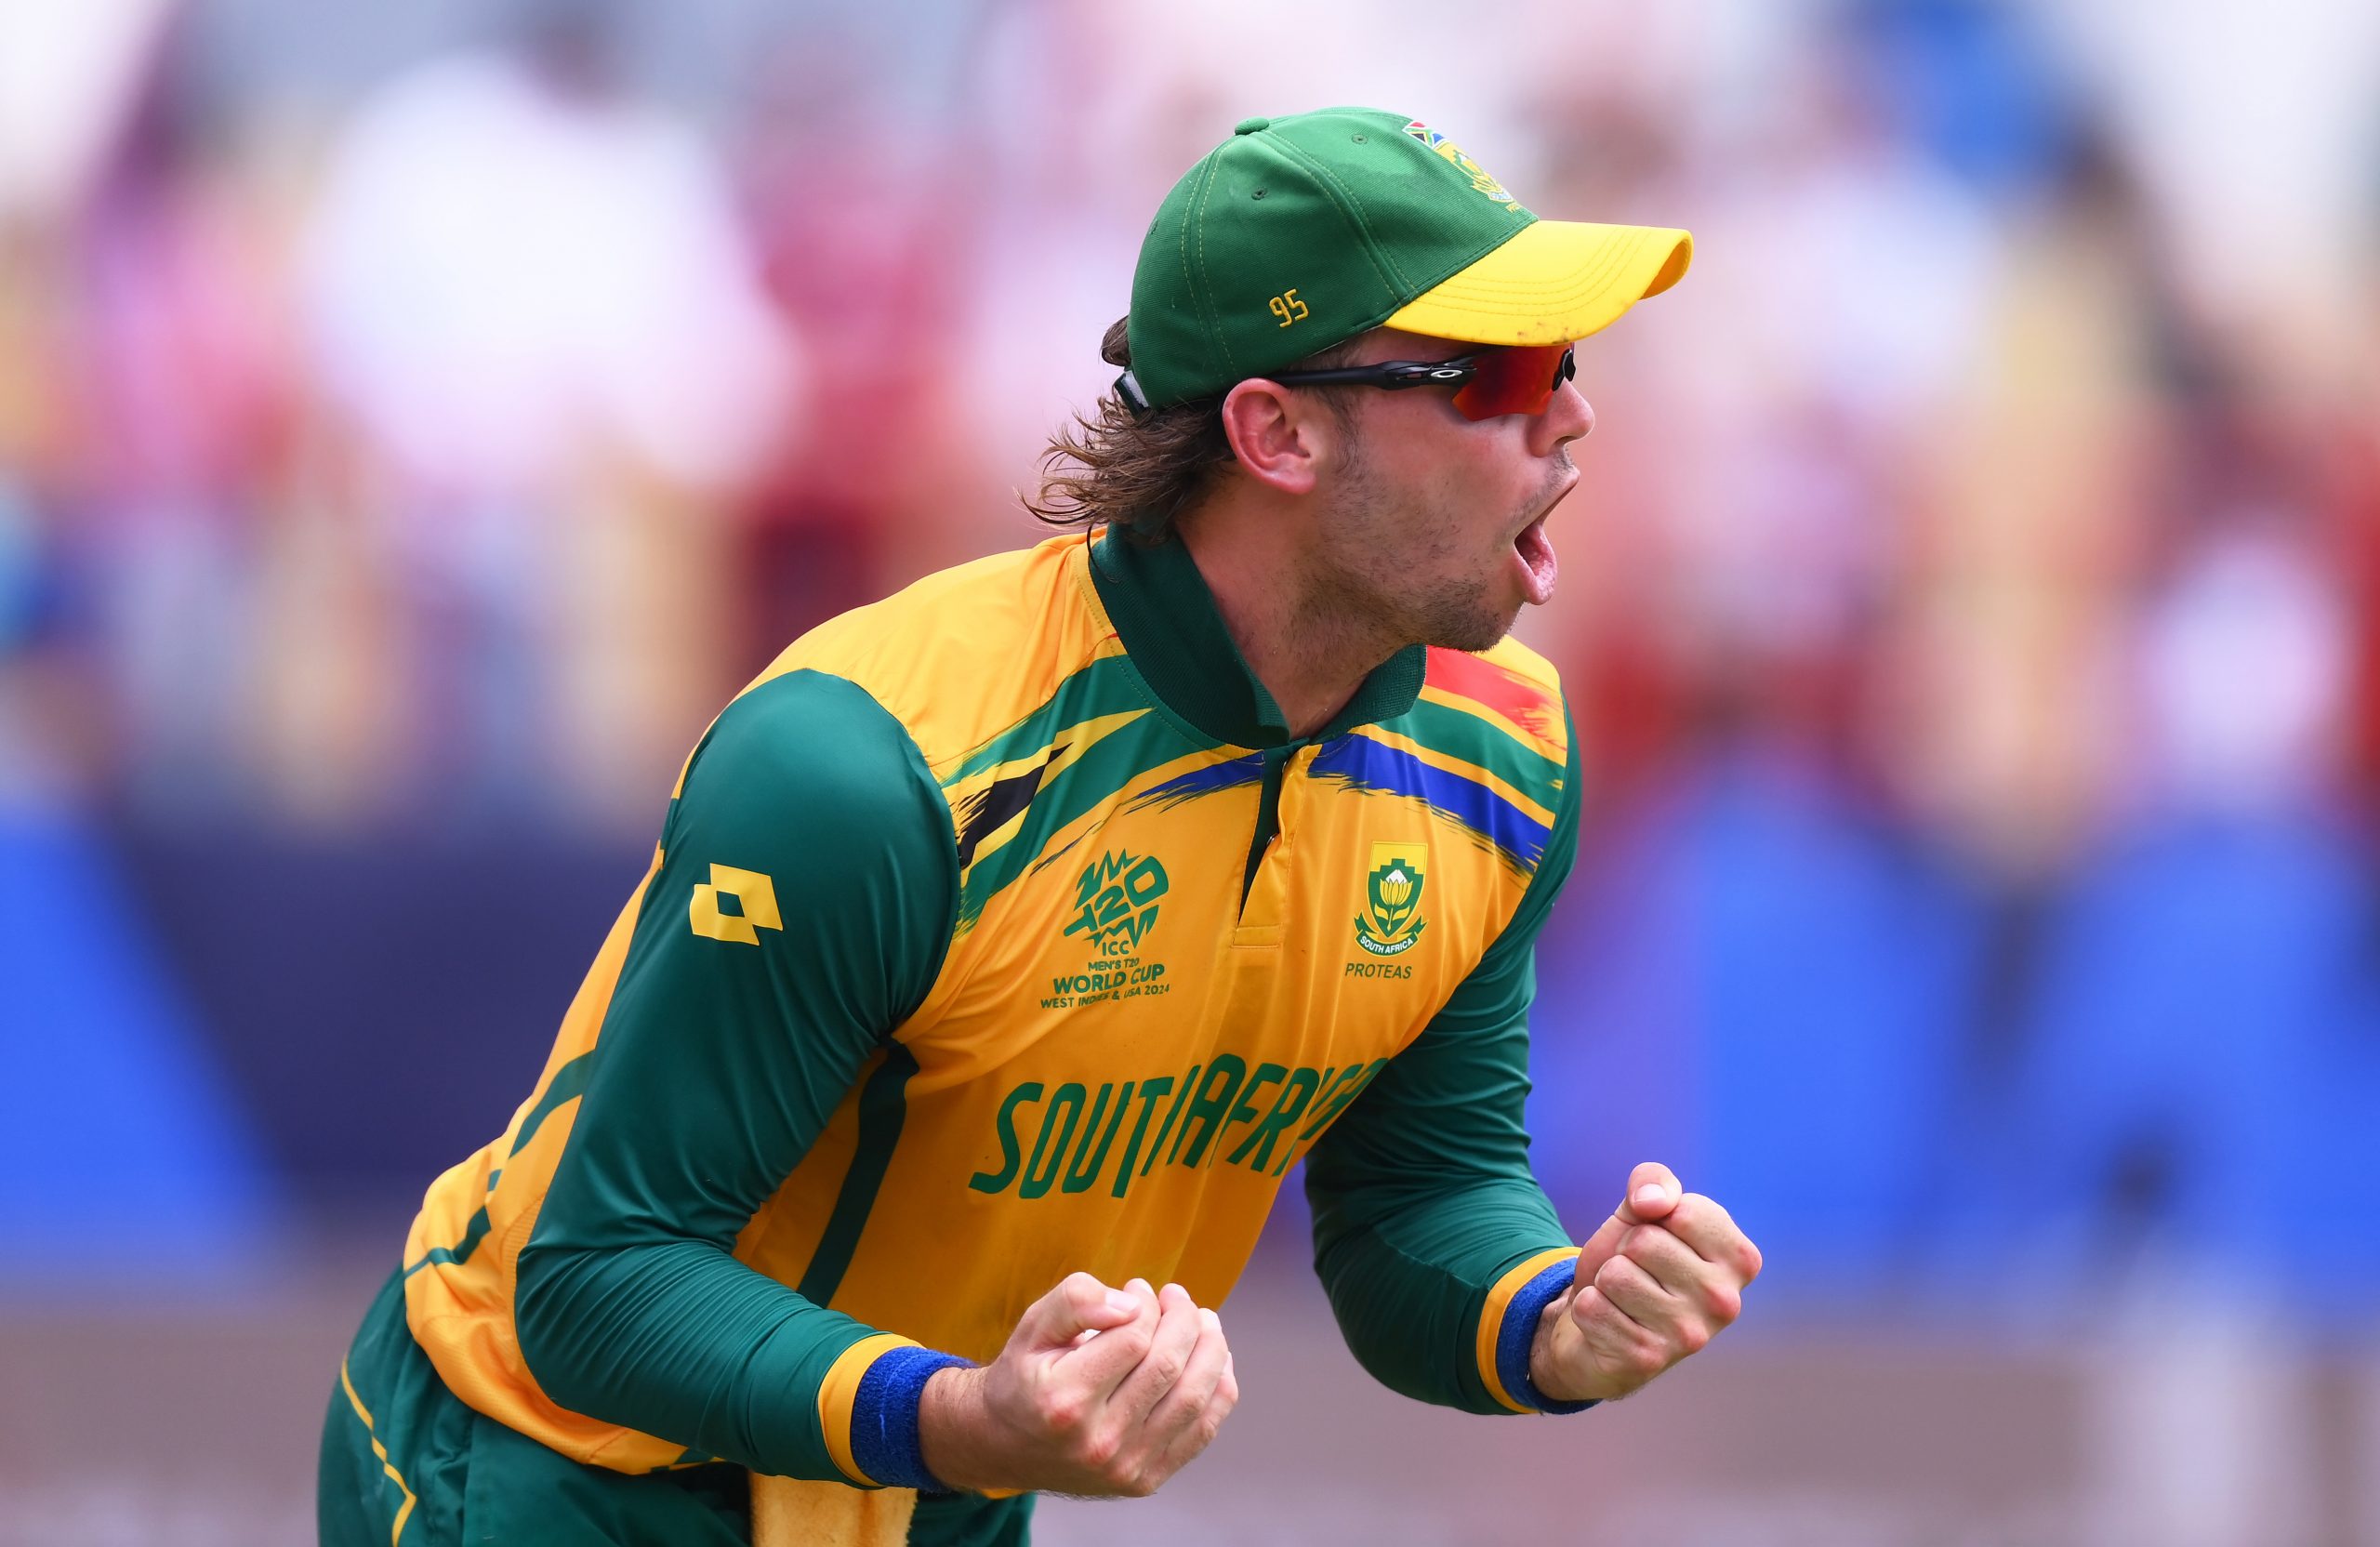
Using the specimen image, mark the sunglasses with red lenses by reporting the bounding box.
[1262,342,1578,420]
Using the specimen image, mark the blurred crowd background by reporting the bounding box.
[5,0,2380,1540]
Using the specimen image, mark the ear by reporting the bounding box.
[1217,378,1341,497]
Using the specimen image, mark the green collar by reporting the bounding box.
[1088,529,1426,748]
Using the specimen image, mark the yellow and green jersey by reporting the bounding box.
[398,527,1590,1522]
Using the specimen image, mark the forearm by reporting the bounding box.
[1304,697,1588,1412]
[515,1236,963,1485]
[1309,1170,1581,1415]
[508,668,970,1483]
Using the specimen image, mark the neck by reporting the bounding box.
[1175,499,1402,740]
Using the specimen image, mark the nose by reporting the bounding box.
[1532,376,1593,456]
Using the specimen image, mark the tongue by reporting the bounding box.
[1514,519,1557,606]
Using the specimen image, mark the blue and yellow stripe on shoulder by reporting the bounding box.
[1313,644,1570,876]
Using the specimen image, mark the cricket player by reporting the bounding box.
[321,106,1763,1547]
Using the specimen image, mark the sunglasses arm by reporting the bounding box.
[1265,359,1480,390]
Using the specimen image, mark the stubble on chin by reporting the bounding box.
[1310,430,1535,658]
[1420,593,1519,654]
[1313,544,1511,656]
[1387,509,1530,657]
[1422,459,1573,654]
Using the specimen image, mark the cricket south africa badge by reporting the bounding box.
[1355,841,1427,957]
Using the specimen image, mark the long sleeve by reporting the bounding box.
[1302,705,1589,1416]
[513,668,967,1487]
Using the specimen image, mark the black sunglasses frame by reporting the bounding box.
[1110,344,1575,418]
[1264,345,1576,400]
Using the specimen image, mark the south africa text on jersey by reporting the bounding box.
[968,1056,1387,1200]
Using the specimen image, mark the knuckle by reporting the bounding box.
[1147,1351,1186,1388]
[1739,1244,1765,1282]
[1041,1392,1088,1435]
[1677,1320,1712,1355]
[1076,1426,1121,1470]
[1703,1281,1742,1322]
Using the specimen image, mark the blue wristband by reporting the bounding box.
[849,1345,974,1491]
[1496,1259,1598,1414]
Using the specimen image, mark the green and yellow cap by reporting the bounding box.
[1121,106,1693,411]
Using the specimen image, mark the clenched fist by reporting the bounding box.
[919,1273,1237,1497]
[1530,1162,1763,1404]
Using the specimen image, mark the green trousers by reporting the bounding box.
[319,1268,1034,1546]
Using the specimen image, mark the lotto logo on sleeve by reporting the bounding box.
[689,864,781,945]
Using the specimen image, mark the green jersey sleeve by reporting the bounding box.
[514,668,967,1486]
[1302,704,1589,1416]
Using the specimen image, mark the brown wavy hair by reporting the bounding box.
[1025,317,1363,545]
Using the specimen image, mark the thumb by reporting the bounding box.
[1572,1161,1684,1288]
[1014,1272,1142,1353]
[1623,1160,1683,1222]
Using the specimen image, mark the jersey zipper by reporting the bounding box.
[1239,746,1292,914]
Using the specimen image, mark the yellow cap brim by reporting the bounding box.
[1384,220,1693,346]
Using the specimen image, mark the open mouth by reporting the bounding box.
[1512,514,1559,606]
[1507,467,1574,608]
